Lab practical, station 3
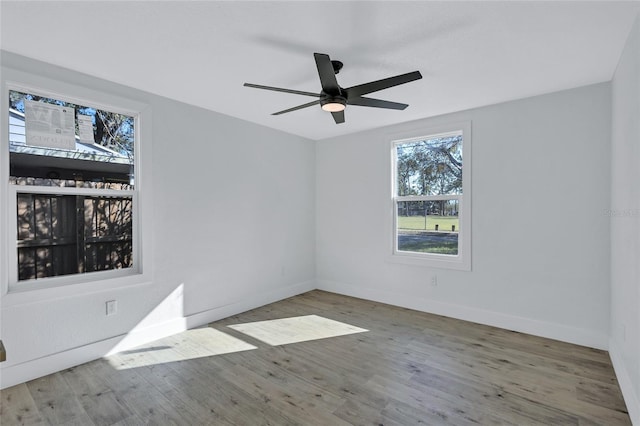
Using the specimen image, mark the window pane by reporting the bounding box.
[397,200,459,255]
[16,193,133,281]
[395,133,462,196]
[9,90,134,187]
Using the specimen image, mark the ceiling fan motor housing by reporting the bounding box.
[331,60,343,74]
[320,95,347,112]
[321,94,347,105]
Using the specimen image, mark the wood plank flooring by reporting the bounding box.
[0,290,631,425]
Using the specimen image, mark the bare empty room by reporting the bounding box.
[1,1,639,425]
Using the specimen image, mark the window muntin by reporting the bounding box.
[7,88,139,287]
[392,126,470,270]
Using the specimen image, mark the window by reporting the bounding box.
[6,86,140,289]
[391,123,471,270]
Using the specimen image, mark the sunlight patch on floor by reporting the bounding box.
[106,327,257,370]
[227,314,368,346]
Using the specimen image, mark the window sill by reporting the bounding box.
[3,270,152,308]
[387,252,471,271]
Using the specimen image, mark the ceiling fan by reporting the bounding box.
[244,53,422,124]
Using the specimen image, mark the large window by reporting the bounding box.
[6,87,139,288]
[392,123,471,270]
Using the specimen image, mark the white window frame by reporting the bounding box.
[389,121,471,271]
[1,69,153,298]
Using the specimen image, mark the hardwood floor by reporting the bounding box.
[0,290,631,425]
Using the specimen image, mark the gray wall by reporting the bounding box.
[316,83,612,349]
[611,13,640,423]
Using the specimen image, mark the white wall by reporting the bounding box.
[610,12,640,425]
[0,52,316,388]
[317,83,612,350]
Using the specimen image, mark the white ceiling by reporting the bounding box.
[1,1,639,140]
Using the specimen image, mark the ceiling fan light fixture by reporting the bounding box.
[321,96,346,112]
[321,102,346,112]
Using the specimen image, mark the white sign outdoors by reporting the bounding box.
[77,114,95,143]
[24,99,76,149]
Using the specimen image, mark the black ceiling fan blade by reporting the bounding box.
[331,110,345,124]
[346,71,422,98]
[244,83,320,98]
[272,100,321,115]
[347,96,408,110]
[314,53,340,94]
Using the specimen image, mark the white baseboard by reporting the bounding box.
[184,280,316,328]
[0,335,123,390]
[1,278,612,391]
[0,318,188,390]
[316,279,609,350]
[105,317,188,356]
[609,338,640,425]
[0,280,315,390]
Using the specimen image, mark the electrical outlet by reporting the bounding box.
[106,300,118,316]
[430,275,438,287]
